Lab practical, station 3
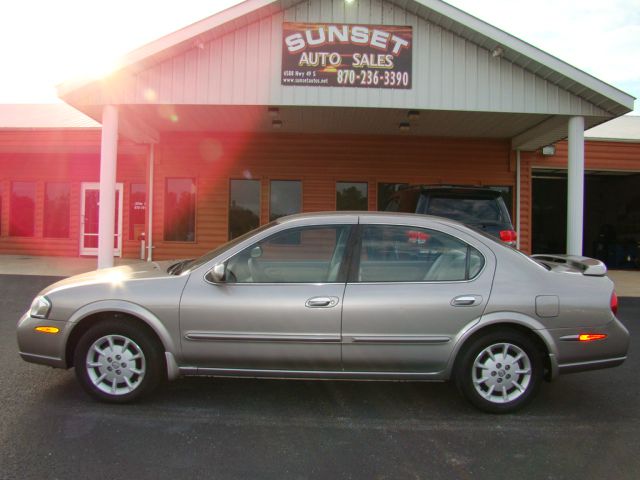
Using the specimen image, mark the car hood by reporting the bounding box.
[38,260,180,297]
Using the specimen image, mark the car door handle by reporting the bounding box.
[305,297,339,308]
[451,295,482,307]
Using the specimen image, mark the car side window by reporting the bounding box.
[358,225,484,282]
[226,225,352,283]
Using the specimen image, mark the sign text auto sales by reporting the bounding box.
[281,23,412,89]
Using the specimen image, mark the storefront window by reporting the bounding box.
[270,180,302,221]
[129,184,146,240]
[43,183,70,238]
[164,178,196,242]
[377,183,409,210]
[336,182,368,211]
[229,179,260,239]
[10,182,36,237]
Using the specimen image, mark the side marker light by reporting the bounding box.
[578,334,607,342]
[35,326,60,334]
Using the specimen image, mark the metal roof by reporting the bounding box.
[58,0,634,117]
[55,0,635,150]
[404,0,634,116]
[0,104,100,129]
[585,115,640,143]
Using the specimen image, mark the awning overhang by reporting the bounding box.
[71,104,614,152]
[57,0,635,151]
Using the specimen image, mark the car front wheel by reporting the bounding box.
[456,330,543,413]
[74,320,163,403]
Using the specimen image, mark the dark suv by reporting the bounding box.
[383,185,517,246]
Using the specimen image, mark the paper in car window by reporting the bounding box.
[407,230,429,244]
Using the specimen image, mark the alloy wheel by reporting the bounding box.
[471,342,532,404]
[85,334,146,395]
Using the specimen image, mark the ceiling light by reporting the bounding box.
[399,122,410,132]
[407,110,420,121]
[272,120,283,129]
[268,107,280,117]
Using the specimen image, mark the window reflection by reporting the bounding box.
[428,197,504,223]
[487,186,513,217]
[377,183,409,210]
[10,182,36,237]
[229,179,260,239]
[43,183,70,238]
[270,180,301,221]
[336,182,368,211]
[164,178,196,242]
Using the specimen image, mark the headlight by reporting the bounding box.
[30,296,51,319]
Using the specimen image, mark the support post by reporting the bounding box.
[567,116,585,256]
[516,149,521,250]
[146,143,155,262]
[97,105,119,269]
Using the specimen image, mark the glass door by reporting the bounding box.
[80,182,123,256]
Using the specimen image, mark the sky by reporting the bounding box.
[0,0,638,113]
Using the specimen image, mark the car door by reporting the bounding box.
[341,218,495,374]
[179,220,355,371]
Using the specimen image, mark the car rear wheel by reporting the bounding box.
[74,320,163,403]
[456,330,543,413]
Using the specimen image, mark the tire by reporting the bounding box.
[455,329,543,414]
[73,319,164,403]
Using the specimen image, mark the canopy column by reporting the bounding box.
[566,116,585,256]
[97,105,119,269]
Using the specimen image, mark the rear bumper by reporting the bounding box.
[546,317,629,378]
[558,356,627,374]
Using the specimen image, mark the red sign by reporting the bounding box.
[282,23,412,89]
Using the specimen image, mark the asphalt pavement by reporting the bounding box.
[1,274,639,480]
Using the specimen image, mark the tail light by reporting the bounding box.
[499,230,517,246]
[611,291,618,315]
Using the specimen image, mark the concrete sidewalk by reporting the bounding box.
[0,254,144,277]
[0,254,637,297]
[607,270,640,298]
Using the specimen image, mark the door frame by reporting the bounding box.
[80,182,124,256]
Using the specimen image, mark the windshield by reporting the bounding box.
[427,196,504,224]
[181,222,277,272]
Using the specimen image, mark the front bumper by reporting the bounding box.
[16,312,69,368]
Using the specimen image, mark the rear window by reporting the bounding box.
[426,196,504,224]
[384,189,420,213]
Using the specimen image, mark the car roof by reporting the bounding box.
[275,211,469,229]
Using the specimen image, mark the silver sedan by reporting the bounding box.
[17,212,629,413]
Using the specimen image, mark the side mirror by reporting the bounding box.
[206,263,226,283]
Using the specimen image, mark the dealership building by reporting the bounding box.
[0,0,637,268]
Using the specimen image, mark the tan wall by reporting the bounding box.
[150,132,515,260]
[0,130,147,258]
[3,130,638,260]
